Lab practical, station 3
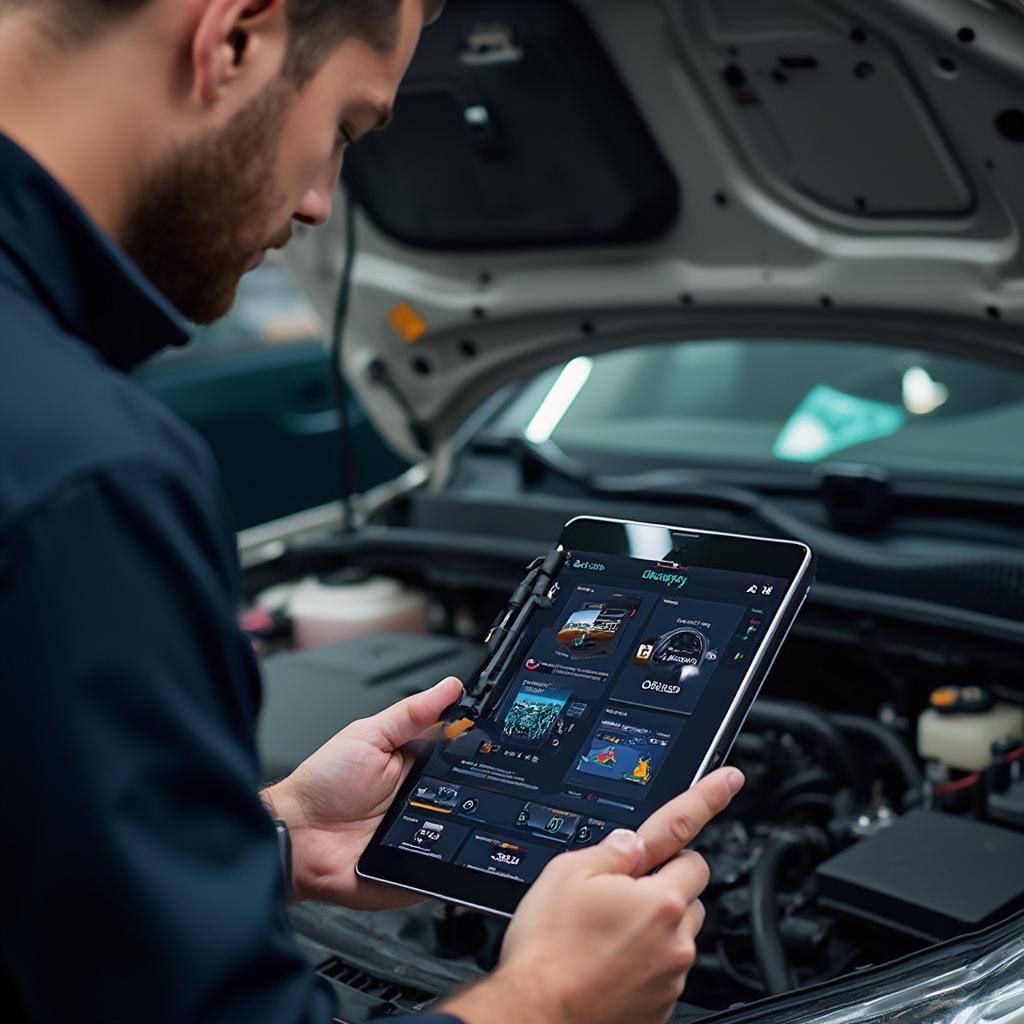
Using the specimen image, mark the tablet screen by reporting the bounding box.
[366,539,801,900]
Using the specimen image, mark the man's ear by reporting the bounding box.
[191,0,286,106]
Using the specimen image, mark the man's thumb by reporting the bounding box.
[567,828,645,878]
[362,676,464,750]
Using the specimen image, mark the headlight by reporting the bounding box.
[698,915,1024,1024]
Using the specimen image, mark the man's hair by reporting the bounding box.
[15,0,444,83]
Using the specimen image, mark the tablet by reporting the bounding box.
[357,516,813,916]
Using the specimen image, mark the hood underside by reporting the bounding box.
[284,0,1024,460]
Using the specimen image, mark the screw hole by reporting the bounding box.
[579,320,596,337]
[472,306,487,320]
[458,338,478,358]
[722,64,746,88]
[995,109,1024,142]
[854,61,875,79]
[714,191,730,208]
[412,357,432,376]
[854,195,868,212]
[680,294,694,306]
[957,26,976,44]
[850,27,867,44]
[986,305,1002,320]
[936,55,958,76]
[820,295,834,308]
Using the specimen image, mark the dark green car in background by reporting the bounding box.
[137,258,406,531]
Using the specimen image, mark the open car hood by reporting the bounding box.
[284,0,1024,461]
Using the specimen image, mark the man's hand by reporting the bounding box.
[441,766,744,1024]
[263,676,464,909]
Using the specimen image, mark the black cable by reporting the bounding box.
[748,829,825,996]
[829,712,923,808]
[747,699,868,803]
[713,942,765,994]
[328,187,361,532]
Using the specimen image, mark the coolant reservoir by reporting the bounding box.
[287,571,429,649]
[918,686,1024,772]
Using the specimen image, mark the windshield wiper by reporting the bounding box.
[515,437,766,514]
[501,438,1024,572]
[508,437,1024,523]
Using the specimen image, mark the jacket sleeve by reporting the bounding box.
[0,464,336,1023]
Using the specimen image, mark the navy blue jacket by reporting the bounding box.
[0,134,457,1024]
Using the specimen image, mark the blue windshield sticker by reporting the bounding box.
[772,384,907,463]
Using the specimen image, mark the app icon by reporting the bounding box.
[413,822,445,847]
[634,642,655,663]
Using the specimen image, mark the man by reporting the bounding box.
[0,2,744,1022]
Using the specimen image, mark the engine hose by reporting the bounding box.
[731,732,767,761]
[747,699,868,803]
[770,768,834,810]
[829,712,923,807]
[776,792,836,820]
[749,828,826,996]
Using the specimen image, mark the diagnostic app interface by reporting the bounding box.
[383,549,789,884]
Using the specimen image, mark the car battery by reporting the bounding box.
[816,810,1024,942]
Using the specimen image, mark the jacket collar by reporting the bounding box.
[0,133,190,371]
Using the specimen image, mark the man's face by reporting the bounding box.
[122,0,424,325]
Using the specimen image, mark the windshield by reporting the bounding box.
[491,339,1024,485]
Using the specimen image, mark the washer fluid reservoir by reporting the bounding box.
[918,686,1024,773]
[288,570,429,649]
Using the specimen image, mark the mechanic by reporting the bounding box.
[0,2,745,1022]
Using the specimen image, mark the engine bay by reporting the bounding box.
[250,523,1024,1022]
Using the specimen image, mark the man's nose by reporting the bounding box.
[294,185,334,227]
[294,151,344,227]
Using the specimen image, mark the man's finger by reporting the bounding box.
[678,897,706,942]
[549,828,646,880]
[636,767,744,873]
[650,849,711,899]
[649,849,712,904]
[355,677,464,750]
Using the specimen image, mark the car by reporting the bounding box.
[137,258,407,531]
[246,0,1024,1020]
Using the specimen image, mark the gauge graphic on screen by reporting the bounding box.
[635,627,709,684]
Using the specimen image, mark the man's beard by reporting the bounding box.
[121,81,295,325]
